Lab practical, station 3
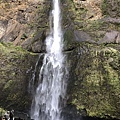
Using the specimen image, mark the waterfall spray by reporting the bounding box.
[31,0,67,120]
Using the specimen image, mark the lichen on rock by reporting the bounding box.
[66,43,120,119]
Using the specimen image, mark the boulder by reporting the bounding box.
[21,30,46,52]
[74,30,94,43]
[98,31,120,44]
[1,20,22,42]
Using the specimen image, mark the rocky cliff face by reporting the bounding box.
[66,43,120,119]
[62,0,120,119]
[0,0,51,52]
[0,0,120,119]
[0,0,51,113]
[0,42,38,112]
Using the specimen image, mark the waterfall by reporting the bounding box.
[31,0,67,120]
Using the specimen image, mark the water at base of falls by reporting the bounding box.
[30,0,67,120]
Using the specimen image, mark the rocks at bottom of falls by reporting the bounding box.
[61,104,86,120]
[61,104,120,120]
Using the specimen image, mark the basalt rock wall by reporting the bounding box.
[62,0,120,119]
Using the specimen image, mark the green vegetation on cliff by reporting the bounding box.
[67,43,120,119]
[62,0,120,118]
[0,42,37,112]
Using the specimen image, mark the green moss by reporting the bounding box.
[0,42,38,111]
[101,0,108,16]
[3,80,14,90]
[64,29,74,43]
[21,33,28,40]
[0,108,5,117]
[67,43,120,119]
[63,0,120,118]
[0,42,28,55]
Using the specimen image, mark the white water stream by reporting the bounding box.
[31,0,67,120]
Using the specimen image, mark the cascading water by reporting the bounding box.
[31,0,67,120]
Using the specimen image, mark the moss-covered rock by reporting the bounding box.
[0,42,38,112]
[60,1,120,118]
[0,108,5,117]
[66,43,120,119]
